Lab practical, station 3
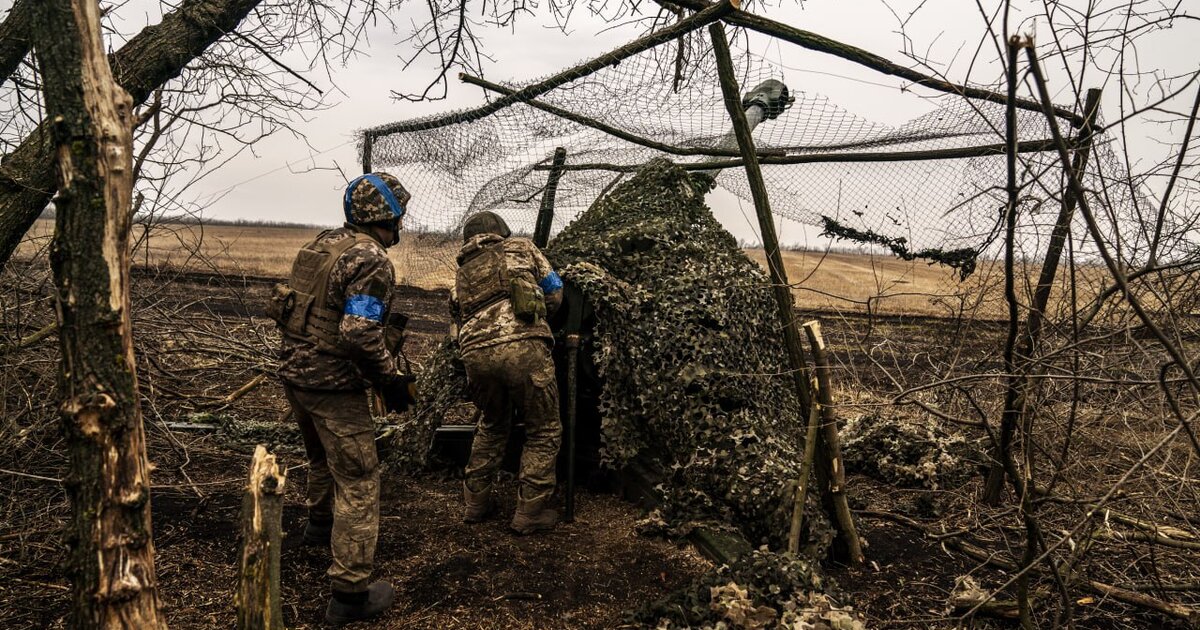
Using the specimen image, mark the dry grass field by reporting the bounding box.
[21,219,1103,318]
[20,219,461,288]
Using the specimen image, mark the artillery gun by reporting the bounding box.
[416,80,814,555]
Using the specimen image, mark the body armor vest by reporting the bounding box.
[456,238,547,323]
[455,239,510,319]
[267,230,376,352]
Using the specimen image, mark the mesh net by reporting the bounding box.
[363,36,1136,302]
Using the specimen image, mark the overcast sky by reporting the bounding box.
[186,0,971,246]
[5,0,1196,247]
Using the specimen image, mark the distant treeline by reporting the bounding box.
[138,215,332,230]
[39,207,331,230]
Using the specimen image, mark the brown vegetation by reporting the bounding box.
[20,219,1073,318]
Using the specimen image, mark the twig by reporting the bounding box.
[0,322,56,354]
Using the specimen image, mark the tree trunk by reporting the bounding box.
[236,445,286,630]
[0,0,263,266]
[0,0,34,86]
[32,0,165,626]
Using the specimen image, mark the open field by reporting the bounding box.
[20,219,1102,318]
[6,220,1196,629]
[3,260,1193,628]
[18,219,462,288]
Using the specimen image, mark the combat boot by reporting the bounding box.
[302,518,332,547]
[463,480,496,523]
[510,488,558,535]
[325,580,395,626]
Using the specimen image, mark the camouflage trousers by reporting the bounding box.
[283,385,379,593]
[462,339,561,498]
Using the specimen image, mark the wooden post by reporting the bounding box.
[788,395,821,554]
[564,334,580,522]
[803,320,864,563]
[362,132,374,174]
[33,0,165,625]
[533,147,567,248]
[236,445,287,630]
[708,23,814,418]
[1023,88,1101,350]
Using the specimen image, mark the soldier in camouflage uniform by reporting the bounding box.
[451,211,564,534]
[273,172,416,626]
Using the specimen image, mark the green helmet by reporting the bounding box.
[462,211,511,242]
[344,172,411,225]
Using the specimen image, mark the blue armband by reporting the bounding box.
[538,271,563,294]
[344,294,385,321]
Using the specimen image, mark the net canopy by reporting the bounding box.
[363,23,1149,292]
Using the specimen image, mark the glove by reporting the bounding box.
[380,374,418,413]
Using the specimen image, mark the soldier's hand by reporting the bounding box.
[380,374,418,413]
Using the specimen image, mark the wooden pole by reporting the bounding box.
[236,445,287,630]
[461,74,781,159]
[803,320,864,563]
[564,334,580,522]
[983,35,1028,506]
[664,0,1083,126]
[1024,88,1102,347]
[531,139,1068,171]
[361,132,373,174]
[708,22,813,416]
[788,394,821,554]
[534,147,567,248]
[710,23,863,561]
[562,282,586,523]
[362,1,734,138]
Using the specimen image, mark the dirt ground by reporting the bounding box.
[150,471,712,629]
[2,264,1195,629]
[0,271,713,629]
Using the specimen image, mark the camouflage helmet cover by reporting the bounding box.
[344,172,411,225]
[462,211,511,242]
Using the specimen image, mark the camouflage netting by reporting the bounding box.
[361,33,1155,301]
[390,336,468,471]
[396,159,834,554]
[841,411,984,491]
[546,160,834,553]
[631,550,864,629]
[392,160,866,626]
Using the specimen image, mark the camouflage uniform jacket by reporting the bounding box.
[451,234,562,355]
[278,225,399,391]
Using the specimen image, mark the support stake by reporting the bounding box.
[986,87,1102,500]
[789,393,821,554]
[708,22,813,417]
[803,320,864,563]
[534,147,567,248]
[362,132,373,174]
[562,282,585,522]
